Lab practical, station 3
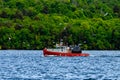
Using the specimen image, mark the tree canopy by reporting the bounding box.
[0,0,120,50]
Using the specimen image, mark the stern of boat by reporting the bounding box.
[43,48,47,56]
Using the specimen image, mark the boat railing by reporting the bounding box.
[47,48,67,52]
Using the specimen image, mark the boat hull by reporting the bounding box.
[43,48,89,57]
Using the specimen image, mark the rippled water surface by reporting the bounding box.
[0,50,120,80]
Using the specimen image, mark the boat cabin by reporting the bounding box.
[47,46,69,52]
[47,44,82,53]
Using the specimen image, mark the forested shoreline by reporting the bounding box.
[0,0,120,50]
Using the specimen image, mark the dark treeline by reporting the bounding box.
[0,0,120,50]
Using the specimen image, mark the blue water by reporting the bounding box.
[0,50,120,80]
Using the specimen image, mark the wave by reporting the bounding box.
[89,54,120,57]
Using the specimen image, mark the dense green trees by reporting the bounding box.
[0,0,120,50]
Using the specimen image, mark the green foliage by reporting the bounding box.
[0,0,120,50]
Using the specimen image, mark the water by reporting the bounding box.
[0,50,120,80]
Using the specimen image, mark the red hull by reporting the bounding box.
[43,48,89,57]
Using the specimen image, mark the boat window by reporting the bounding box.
[56,46,66,49]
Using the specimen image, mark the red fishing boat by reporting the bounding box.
[43,26,89,57]
[43,45,89,57]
